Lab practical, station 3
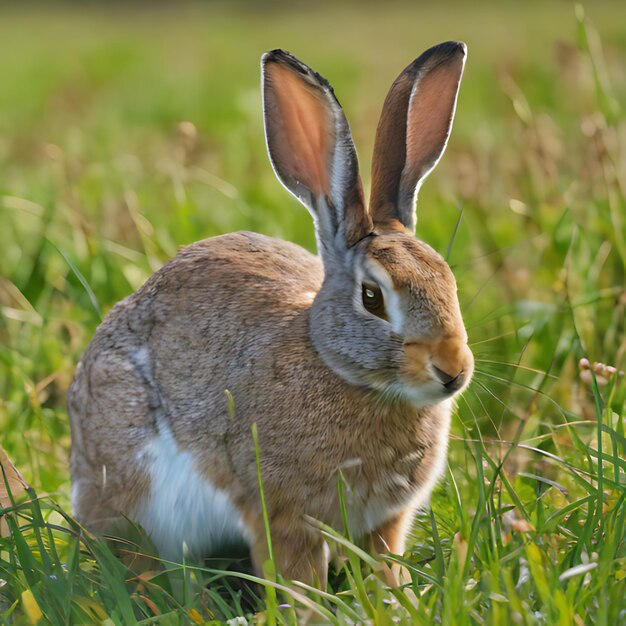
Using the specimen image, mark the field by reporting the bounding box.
[0,2,625,624]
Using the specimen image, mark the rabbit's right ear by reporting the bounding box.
[262,50,372,262]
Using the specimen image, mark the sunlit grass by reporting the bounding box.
[0,2,624,624]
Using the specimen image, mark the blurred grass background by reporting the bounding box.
[0,1,625,624]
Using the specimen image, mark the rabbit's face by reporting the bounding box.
[310,227,473,408]
[352,229,473,406]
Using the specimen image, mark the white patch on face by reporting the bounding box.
[134,420,248,562]
[397,362,472,408]
[395,380,451,407]
[357,259,405,333]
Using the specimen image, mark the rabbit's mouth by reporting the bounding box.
[397,337,474,406]
[392,377,470,408]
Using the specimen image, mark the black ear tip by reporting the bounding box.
[262,49,310,77]
[423,40,467,63]
[441,41,467,55]
[262,49,292,65]
[401,41,467,78]
[261,49,336,96]
[448,40,467,59]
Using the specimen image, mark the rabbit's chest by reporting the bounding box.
[344,482,413,537]
[321,410,451,537]
[330,448,430,536]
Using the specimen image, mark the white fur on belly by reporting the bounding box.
[135,421,247,562]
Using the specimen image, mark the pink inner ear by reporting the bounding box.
[368,72,414,223]
[405,59,463,176]
[265,63,331,198]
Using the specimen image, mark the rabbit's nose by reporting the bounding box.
[433,366,464,391]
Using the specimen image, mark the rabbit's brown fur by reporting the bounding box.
[69,42,472,586]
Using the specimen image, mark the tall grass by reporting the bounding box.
[0,2,624,624]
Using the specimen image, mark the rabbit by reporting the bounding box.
[68,41,473,587]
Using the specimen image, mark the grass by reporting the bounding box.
[0,1,624,623]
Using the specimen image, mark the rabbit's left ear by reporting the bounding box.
[369,41,466,232]
[262,50,372,261]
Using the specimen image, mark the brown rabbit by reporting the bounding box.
[68,41,473,586]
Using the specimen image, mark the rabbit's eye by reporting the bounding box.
[362,283,387,320]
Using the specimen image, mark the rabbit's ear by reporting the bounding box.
[262,50,372,260]
[369,42,466,231]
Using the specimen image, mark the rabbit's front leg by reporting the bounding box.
[250,523,328,588]
[369,508,413,587]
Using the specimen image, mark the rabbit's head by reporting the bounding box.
[262,42,473,407]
